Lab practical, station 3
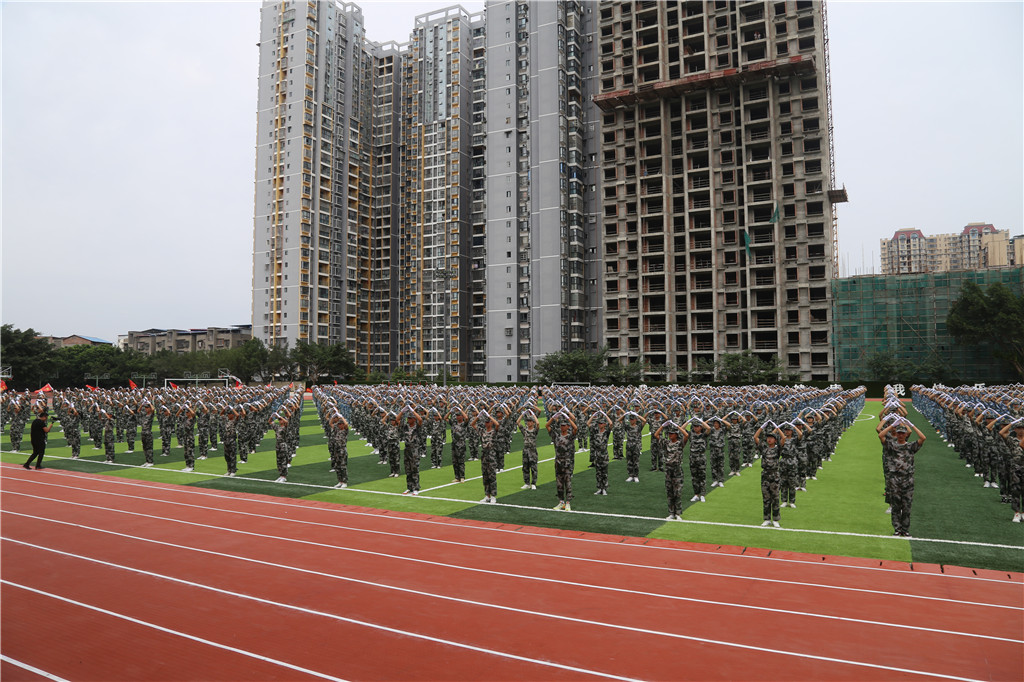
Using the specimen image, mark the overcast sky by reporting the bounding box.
[2,1,1021,344]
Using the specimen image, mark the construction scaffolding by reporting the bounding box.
[832,268,1024,383]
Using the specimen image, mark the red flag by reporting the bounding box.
[235,379,242,389]
[129,379,138,389]
[333,380,338,385]
[266,383,272,388]
[0,380,6,391]
[36,383,53,393]
[86,384,97,391]
[169,382,179,389]
[288,382,294,389]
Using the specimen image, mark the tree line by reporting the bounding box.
[0,326,357,391]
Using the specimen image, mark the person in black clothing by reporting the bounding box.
[24,408,53,470]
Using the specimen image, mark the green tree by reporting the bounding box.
[947,281,1024,380]
[534,348,606,384]
[605,358,648,385]
[716,350,795,384]
[234,338,270,382]
[0,325,57,390]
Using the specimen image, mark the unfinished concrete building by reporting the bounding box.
[595,0,845,381]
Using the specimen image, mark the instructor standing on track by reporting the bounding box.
[23,408,53,470]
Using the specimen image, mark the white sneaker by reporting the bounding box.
[274,476,286,482]
[594,490,603,495]
[487,497,496,504]
[225,472,236,477]
[141,462,154,468]
[334,482,347,489]
[412,491,419,496]
[553,501,564,510]
[522,484,531,489]
[885,505,892,513]
[699,496,706,502]
[601,489,608,495]
[125,450,134,454]
[183,466,194,472]
[761,520,772,527]
[403,490,412,495]
[772,520,780,528]
[691,495,700,502]
[1013,513,1021,523]
[531,484,537,490]
[563,503,571,511]
[666,515,679,521]
[487,497,497,504]
[198,455,207,460]
[789,503,796,509]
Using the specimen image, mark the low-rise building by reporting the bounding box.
[120,326,252,355]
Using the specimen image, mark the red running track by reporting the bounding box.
[2,465,1021,682]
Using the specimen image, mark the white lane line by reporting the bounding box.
[0,537,994,682]
[0,580,349,682]
[5,468,1023,583]
[5,506,1019,643]
[0,655,70,682]
[1,543,641,682]
[10,491,1020,611]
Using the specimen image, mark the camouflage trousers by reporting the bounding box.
[387,442,401,476]
[761,470,780,521]
[650,437,664,470]
[275,445,289,477]
[1008,463,1023,514]
[67,429,82,458]
[141,432,154,463]
[664,461,684,517]
[780,459,798,505]
[612,431,624,459]
[592,436,610,491]
[689,450,707,496]
[728,441,742,473]
[223,441,237,474]
[480,450,498,498]
[404,444,420,493]
[626,442,641,478]
[104,432,116,463]
[451,436,466,480]
[890,475,914,535]
[429,436,444,468]
[330,447,348,485]
[521,444,538,485]
[709,445,725,483]
[555,451,575,502]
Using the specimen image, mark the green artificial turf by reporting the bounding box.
[4,398,1021,572]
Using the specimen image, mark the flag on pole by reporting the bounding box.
[86,384,97,391]
[36,383,53,393]
[129,379,138,389]
[235,379,243,389]
[169,382,179,389]
[0,380,6,391]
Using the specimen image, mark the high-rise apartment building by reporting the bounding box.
[880,223,1019,275]
[595,0,843,381]
[252,1,846,382]
[252,1,390,358]
[483,1,602,382]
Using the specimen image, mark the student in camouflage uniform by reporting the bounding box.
[647,408,666,472]
[611,406,625,460]
[139,402,156,466]
[707,416,730,488]
[755,423,784,527]
[998,420,1024,522]
[623,411,646,483]
[779,422,801,508]
[449,408,468,483]
[548,410,578,511]
[726,412,744,476]
[158,403,174,456]
[427,408,446,469]
[327,411,349,488]
[196,402,211,458]
[878,420,926,536]
[588,410,612,495]
[178,404,197,471]
[8,400,28,452]
[401,409,424,496]
[475,411,500,504]
[221,406,239,476]
[122,402,137,453]
[383,411,401,478]
[687,418,709,502]
[63,402,83,460]
[654,420,688,520]
[271,412,290,482]
[102,409,117,463]
[518,409,539,490]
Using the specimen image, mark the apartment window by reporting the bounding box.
[779,102,791,115]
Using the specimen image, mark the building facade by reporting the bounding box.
[252,1,846,382]
[121,326,253,355]
[832,270,1023,384]
[880,223,1020,275]
[594,0,843,381]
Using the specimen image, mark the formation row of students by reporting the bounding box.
[911,384,1024,523]
[316,383,865,523]
[3,386,293,476]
